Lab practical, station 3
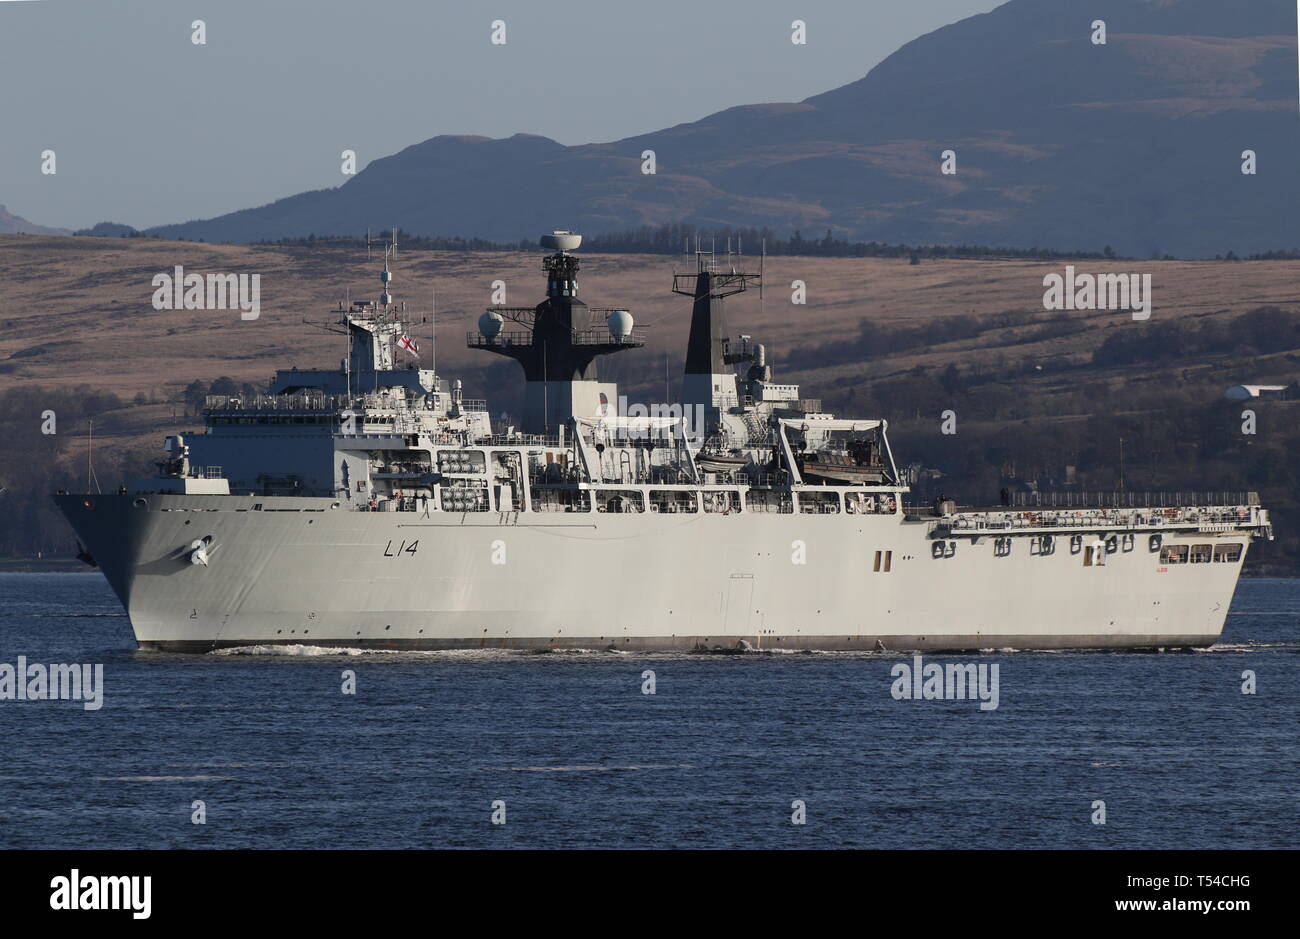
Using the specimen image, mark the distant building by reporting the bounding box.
[1224,384,1294,402]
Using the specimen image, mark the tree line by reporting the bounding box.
[245,225,1120,261]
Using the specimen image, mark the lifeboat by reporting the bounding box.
[798,451,887,484]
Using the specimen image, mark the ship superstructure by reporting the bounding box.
[55,232,1273,652]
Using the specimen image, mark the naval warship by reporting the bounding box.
[56,232,1272,652]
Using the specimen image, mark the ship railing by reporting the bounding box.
[467,331,533,347]
[205,393,341,412]
[466,329,647,348]
[934,504,1262,533]
[358,393,409,410]
[1010,491,1259,508]
[746,471,792,488]
[697,429,759,451]
[571,328,645,346]
[354,497,434,513]
[204,392,424,414]
[458,399,488,412]
[169,465,225,479]
[478,434,562,447]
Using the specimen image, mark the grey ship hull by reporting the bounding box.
[57,493,1255,653]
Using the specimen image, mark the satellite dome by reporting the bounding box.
[540,230,582,253]
[606,309,634,340]
[478,310,505,339]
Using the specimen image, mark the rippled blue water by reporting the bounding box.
[0,572,1295,849]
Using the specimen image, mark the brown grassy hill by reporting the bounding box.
[3,234,1296,399]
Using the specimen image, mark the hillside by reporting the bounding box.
[3,233,1298,407]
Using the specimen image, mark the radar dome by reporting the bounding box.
[606,309,634,340]
[540,230,582,253]
[478,310,504,339]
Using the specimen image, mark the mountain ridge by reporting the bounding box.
[128,0,1300,256]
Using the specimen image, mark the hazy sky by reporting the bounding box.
[0,0,1001,230]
